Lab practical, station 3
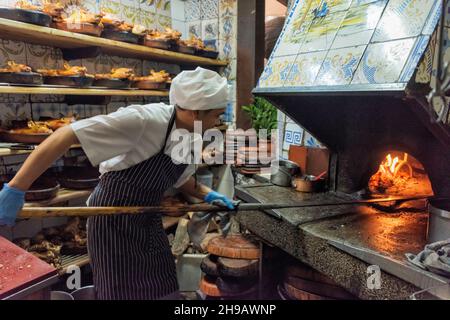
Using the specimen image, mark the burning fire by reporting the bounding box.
[369,153,413,193]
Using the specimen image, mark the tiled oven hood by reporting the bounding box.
[254,0,450,196]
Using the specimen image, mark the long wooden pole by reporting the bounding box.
[17,194,435,218]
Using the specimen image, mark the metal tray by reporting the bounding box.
[53,21,103,37]
[195,49,219,59]
[101,29,141,44]
[92,78,131,89]
[0,72,43,85]
[176,44,196,55]
[44,76,94,88]
[142,38,175,50]
[131,80,167,90]
[0,130,50,144]
[0,7,51,26]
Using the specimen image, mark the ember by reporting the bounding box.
[368,152,431,196]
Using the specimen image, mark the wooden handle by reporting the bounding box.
[18,204,221,218]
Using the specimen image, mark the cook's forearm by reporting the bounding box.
[178,176,212,199]
[8,126,79,191]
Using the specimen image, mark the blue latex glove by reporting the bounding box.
[204,191,235,210]
[0,183,25,227]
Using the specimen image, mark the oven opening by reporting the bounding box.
[368,151,433,197]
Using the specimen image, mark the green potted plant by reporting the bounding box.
[240,97,278,166]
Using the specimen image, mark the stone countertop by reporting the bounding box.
[235,183,436,300]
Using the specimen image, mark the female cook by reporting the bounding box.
[0,67,235,300]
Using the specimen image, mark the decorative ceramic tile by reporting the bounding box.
[187,21,202,38]
[122,58,143,77]
[185,0,201,21]
[83,0,100,13]
[139,0,156,12]
[415,33,437,84]
[331,0,387,49]
[158,62,180,75]
[219,14,237,41]
[303,131,321,147]
[0,94,28,103]
[26,44,61,71]
[283,122,303,150]
[156,14,172,29]
[299,11,346,53]
[351,0,380,6]
[204,39,218,51]
[221,58,236,80]
[143,60,161,73]
[201,0,218,19]
[227,80,236,102]
[30,94,63,103]
[0,103,31,127]
[202,19,219,40]
[171,0,185,21]
[218,37,236,60]
[31,103,62,119]
[100,0,121,15]
[219,0,236,18]
[400,36,430,83]
[0,40,27,65]
[258,55,298,88]
[72,105,86,119]
[327,0,353,12]
[155,0,171,16]
[139,7,156,29]
[121,3,140,25]
[373,0,437,42]
[172,19,187,39]
[107,102,126,114]
[423,1,442,36]
[315,45,366,85]
[352,38,416,84]
[86,105,107,117]
[284,51,327,87]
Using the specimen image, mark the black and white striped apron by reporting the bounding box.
[87,110,187,300]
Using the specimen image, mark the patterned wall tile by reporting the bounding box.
[100,0,121,14]
[202,0,218,19]
[31,103,62,119]
[26,44,62,71]
[172,19,187,39]
[139,0,156,12]
[171,0,186,21]
[303,131,321,147]
[0,103,31,127]
[259,55,297,88]
[185,0,201,22]
[315,45,366,85]
[107,102,126,113]
[187,21,202,38]
[157,14,172,29]
[83,0,100,13]
[219,14,237,41]
[283,122,304,150]
[219,36,236,60]
[222,58,236,80]
[202,19,219,40]
[373,0,437,42]
[121,2,140,25]
[352,38,416,84]
[299,11,346,53]
[30,94,64,103]
[72,105,86,119]
[122,57,143,76]
[0,40,27,65]
[219,0,236,18]
[331,0,387,49]
[284,51,327,87]
[139,6,157,29]
[156,0,171,17]
[399,36,430,83]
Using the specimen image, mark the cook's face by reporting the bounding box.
[197,108,225,131]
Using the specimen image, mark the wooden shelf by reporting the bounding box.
[0,18,228,67]
[0,85,169,96]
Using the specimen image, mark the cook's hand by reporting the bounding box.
[204,191,235,210]
[0,183,25,227]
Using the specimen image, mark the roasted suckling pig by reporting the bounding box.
[9,121,53,134]
[0,61,33,73]
[37,62,93,77]
[44,116,75,131]
[146,27,182,41]
[179,36,214,51]
[131,69,171,83]
[62,9,103,25]
[94,68,134,80]
[42,0,64,17]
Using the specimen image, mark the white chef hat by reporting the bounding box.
[170,67,229,110]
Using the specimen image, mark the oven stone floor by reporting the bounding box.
[235,181,443,300]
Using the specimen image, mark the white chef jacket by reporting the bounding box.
[71,103,197,188]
